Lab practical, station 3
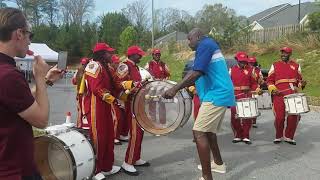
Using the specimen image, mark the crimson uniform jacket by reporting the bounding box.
[267,60,303,96]
[145,60,170,80]
[230,65,259,99]
[253,66,264,85]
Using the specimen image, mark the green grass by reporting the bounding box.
[139,51,186,82]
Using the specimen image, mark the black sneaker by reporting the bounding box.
[273,138,282,144]
[284,138,296,145]
[232,138,242,143]
[243,138,252,145]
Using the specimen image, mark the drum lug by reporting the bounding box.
[77,162,84,167]
[81,139,86,143]
[63,143,75,149]
[88,158,94,161]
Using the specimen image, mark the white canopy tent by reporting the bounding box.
[16,43,59,63]
[15,43,59,81]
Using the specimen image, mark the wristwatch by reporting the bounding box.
[45,77,54,86]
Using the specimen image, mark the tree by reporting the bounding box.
[119,26,138,54]
[122,0,150,30]
[40,0,59,25]
[11,0,45,27]
[308,0,320,31]
[99,12,131,50]
[308,12,320,31]
[60,0,94,25]
[82,21,98,56]
[195,4,237,34]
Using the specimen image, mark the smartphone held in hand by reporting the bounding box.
[57,51,68,70]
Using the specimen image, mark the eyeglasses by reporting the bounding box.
[23,30,34,40]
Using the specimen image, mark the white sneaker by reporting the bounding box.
[284,137,296,145]
[197,161,226,173]
[92,172,106,180]
[242,138,252,145]
[102,165,121,176]
[121,162,139,176]
[119,135,129,141]
[273,138,282,144]
[134,159,150,166]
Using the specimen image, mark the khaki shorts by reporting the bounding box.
[193,102,226,133]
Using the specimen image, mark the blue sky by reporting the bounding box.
[95,0,314,18]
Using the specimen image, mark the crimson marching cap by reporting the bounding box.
[127,46,145,56]
[248,56,257,63]
[93,42,115,53]
[152,48,161,54]
[111,55,120,63]
[80,57,89,65]
[280,47,292,53]
[235,51,248,62]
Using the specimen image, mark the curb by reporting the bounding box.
[310,105,320,112]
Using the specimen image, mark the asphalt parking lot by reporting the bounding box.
[47,79,320,180]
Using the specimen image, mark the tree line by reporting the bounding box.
[2,0,319,61]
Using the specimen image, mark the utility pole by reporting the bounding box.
[298,0,301,23]
[151,0,154,48]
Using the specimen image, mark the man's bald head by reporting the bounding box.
[188,28,204,38]
[187,28,205,51]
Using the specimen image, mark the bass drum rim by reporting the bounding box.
[34,130,96,180]
[132,80,191,135]
[34,134,77,180]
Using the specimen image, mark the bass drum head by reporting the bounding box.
[139,67,153,81]
[34,135,74,180]
[132,80,192,135]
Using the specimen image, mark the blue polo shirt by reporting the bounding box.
[193,37,235,107]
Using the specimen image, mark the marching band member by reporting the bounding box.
[248,56,264,128]
[109,55,125,145]
[230,52,261,145]
[72,57,90,129]
[115,46,150,176]
[85,43,120,178]
[145,49,170,125]
[267,47,307,145]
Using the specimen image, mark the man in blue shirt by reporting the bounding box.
[163,28,235,180]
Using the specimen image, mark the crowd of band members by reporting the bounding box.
[71,42,306,178]
[71,44,170,178]
[188,47,306,145]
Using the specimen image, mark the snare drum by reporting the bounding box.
[34,126,95,180]
[132,80,192,135]
[284,93,310,115]
[254,90,272,109]
[236,98,260,119]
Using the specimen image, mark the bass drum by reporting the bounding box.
[34,126,95,180]
[132,80,192,135]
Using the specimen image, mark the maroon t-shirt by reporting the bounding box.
[0,53,36,178]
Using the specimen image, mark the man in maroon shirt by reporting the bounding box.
[0,8,63,180]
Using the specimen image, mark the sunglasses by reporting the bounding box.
[23,30,34,40]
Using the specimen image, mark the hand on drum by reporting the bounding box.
[271,89,280,95]
[162,87,179,99]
